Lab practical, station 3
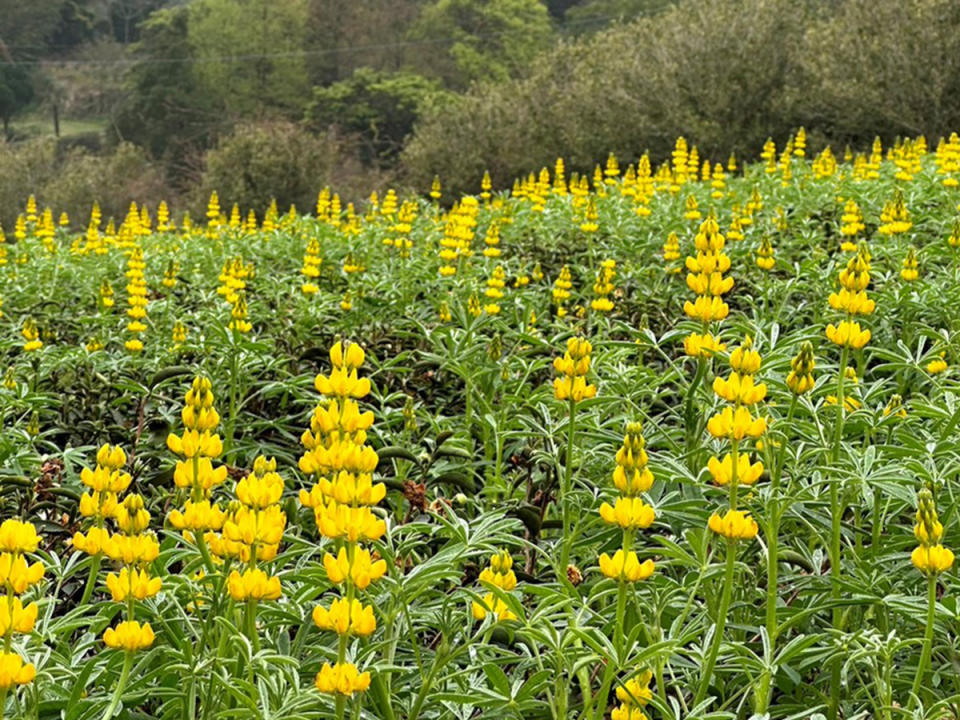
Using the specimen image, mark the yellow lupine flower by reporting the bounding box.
[707,453,764,486]
[105,567,162,602]
[227,568,282,601]
[598,549,655,583]
[0,652,36,688]
[706,406,767,440]
[314,661,370,696]
[598,497,656,530]
[911,545,955,575]
[0,519,40,553]
[323,547,387,590]
[103,620,155,651]
[471,592,517,622]
[0,596,38,635]
[168,500,225,532]
[312,597,376,636]
[708,509,759,540]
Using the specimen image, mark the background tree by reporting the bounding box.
[409,0,554,88]
[305,68,448,166]
[188,0,311,117]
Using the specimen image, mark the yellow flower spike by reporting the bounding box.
[712,372,768,405]
[168,500,225,532]
[96,444,127,471]
[312,597,376,636]
[708,509,759,541]
[615,669,653,706]
[314,661,371,696]
[0,519,41,553]
[598,497,656,530]
[103,620,155,652]
[912,545,955,576]
[598,549,655,583]
[0,596,38,635]
[227,568,282,601]
[105,567,162,603]
[102,533,160,565]
[706,406,767,440]
[611,705,648,720]
[707,453,764,486]
[322,546,387,590]
[683,332,726,358]
[471,592,517,622]
[825,320,871,349]
[71,527,112,557]
[114,494,151,535]
[0,652,36,689]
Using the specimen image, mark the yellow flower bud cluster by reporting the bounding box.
[301,341,385,698]
[912,488,954,576]
[552,265,573,317]
[706,337,764,542]
[826,244,873,350]
[222,456,286,600]
[786,341,816,395]
[611,669,653,720]
[124,246,148,353]
[877,189,912,235]
[599,422,656,583]
[590,259,616,313]
[553,337,597,403]
[472,550,518,622]
[437,197,478,277]
[21,317,42,353]
[0,518,44,691]
[683,215,733,328]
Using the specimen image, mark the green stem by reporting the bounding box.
[80,553,103,606]
[101,651,134,720]
[910,575,937,706]
[693,540,737,708]
[560,396,577,573]
[828,345,850,720]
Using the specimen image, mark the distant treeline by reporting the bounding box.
[1,0,959,224]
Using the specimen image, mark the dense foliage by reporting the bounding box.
[2,132,960,719]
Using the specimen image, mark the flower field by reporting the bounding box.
[4,130,960,720]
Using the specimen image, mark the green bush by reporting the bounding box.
[197,120,382,214]
[404,0,804,194]
[305,69,449,167]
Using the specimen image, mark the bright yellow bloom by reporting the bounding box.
[708,509,759,540]
[598,549,655,583]
[105,567,162,602]
[911,545,954,575]
[71,527,112,556]
[927,356,948,374]
[227,568,282,601]
[611,705,648,720]
[166,430,223,459]
[683,295,728,322]
[712,372,767,405]
[553,375,597,402]
[314,501,384,543]
[314,661,370,696]
[103,620,155,651]
[0,652,35,689]
[168,500,225,532]
[707,453,764,486]
[173,457,229,494]
[825,320,871,349]
[0,596,37,635]
[323,546,387,590]
[683,332,726,358]
[315,367,371,399]
[102,533,160,565]
[706,406,767,440]
[96,444,127,471]
[471,592,517,622]
[615,669,652,706]
[81,465,132,494]
[728,339,761,374]
[330,341,365,370]
[313,597,376,636]
[599,497,656,530]
[0,519,40,553]
[114,494,151,534]
[828,289,875,316]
